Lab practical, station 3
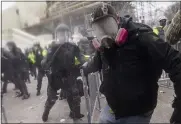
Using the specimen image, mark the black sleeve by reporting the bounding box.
[3,49,13,59]
[84,51,102,74]
[74,45,85,65]
[18,48,26,61]
[140,32,181,101]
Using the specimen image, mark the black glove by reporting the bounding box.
[170,97,181,124]
[41,59,46,68]
[41,59,51,70]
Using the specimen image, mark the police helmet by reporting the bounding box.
[6,41,17,48]
[159,16,167,22]
[91,3,117,23]
[55,24,70,42]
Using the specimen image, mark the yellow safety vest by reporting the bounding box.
[75,55,90,65]
[75,57,80,65]
[84,55,90,61]
[153,26,163,35]
[42,49,47,57]
[28,52,36,64]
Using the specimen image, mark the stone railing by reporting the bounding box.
[2,28,44,49]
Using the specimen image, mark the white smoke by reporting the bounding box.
[72,26,83,45]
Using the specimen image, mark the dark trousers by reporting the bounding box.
[22,70,31,83]
[37,68,45,92]
[44,75,81,116]
[2,71,18,93]
[14,72,29,95]
[30,65,37,79]
[60,89,67,99]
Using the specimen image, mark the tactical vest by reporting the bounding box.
[75,55,90,65]
[42,49,47,57]
[28,52,36,64]
[153,26,165,40]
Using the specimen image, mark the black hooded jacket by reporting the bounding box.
[84,22,181,119]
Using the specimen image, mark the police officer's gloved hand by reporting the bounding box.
[170,97,181,124]
[41,59,50,70]
[41,59,46,68]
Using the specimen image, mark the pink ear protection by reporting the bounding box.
[91,28,128,50]
[92,38,101,50]
[115,28,128,46]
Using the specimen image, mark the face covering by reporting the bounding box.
[91,17,118,50]
[91,16,128,51]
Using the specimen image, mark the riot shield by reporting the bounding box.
[158,71,173,89]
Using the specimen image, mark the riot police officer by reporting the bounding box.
[41,24,85,122]
[33,43,46,96]
[59,45,91,100]
[153,16,167,40]
[27,48,37,79]
[4,41,30,99]
[1,47,15,94]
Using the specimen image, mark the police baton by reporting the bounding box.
[80,69,91,123]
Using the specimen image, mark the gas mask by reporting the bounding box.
[91,16,128,51]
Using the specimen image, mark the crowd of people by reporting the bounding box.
[1,3,181,123]
[1,24,95,121]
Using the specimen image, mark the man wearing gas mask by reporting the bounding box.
[41,24,85,122]
[82,3,181,124]
[4,41,30,100]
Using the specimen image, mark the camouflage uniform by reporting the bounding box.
[165,10,181,45]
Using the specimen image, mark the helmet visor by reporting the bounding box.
[55,31,69,43]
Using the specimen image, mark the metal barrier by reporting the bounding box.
[88,72,102,123]
[80,70,102,123]
[158,71,173,89]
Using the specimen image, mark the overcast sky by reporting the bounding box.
[2,1,15,10]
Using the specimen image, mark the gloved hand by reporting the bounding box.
[170,98,181,124]
[41,59,51,70]
[41,59,46,68]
